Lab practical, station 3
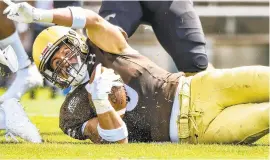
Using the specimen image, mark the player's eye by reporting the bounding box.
[52,60,60,70]
[56,60,60,66]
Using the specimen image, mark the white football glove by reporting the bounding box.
[85,64,123,114]
[3,0,53,24]
[86,63,123,100]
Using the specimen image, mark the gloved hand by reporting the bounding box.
[86,64,123,100]
[85,64,123,114]
[3,0,53,23]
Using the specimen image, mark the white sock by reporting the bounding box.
[0,109,6,129]
[0,31,31,69]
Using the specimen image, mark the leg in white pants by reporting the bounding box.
[0,1,43,102]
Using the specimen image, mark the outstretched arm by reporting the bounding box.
[3,0,130,54]
[52,8,129,54]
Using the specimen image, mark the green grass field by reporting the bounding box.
[0,88,269,159]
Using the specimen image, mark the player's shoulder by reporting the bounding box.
[64,84,87,102]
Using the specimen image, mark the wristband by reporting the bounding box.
[68,7,87,29]
[97,122,128,142]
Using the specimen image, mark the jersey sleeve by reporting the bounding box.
[59,84,97,140]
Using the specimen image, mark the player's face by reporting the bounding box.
[50,44,79,79]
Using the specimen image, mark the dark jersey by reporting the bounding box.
[59,41,184,142]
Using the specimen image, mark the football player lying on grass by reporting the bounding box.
[4,1,269,144]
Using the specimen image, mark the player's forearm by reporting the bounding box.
[86,92,128,143]
[97,110,123,130]
[84,64,128,143]
[94,100,128,143]
[52,8,101,28]
[5,1,128,54]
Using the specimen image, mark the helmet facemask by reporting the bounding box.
[40,31,95,89]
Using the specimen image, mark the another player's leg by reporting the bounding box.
[145,1,208,73]
[0,98,42,143]
[202,102,269,144]
[187,66,269,143]
[0,2,43,103]
[99,1,142,37]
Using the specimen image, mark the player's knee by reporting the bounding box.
[167,27,208,72]
[192,53,208,71]
[175,51,208,73]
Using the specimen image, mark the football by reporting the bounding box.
[89,66,127,112]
